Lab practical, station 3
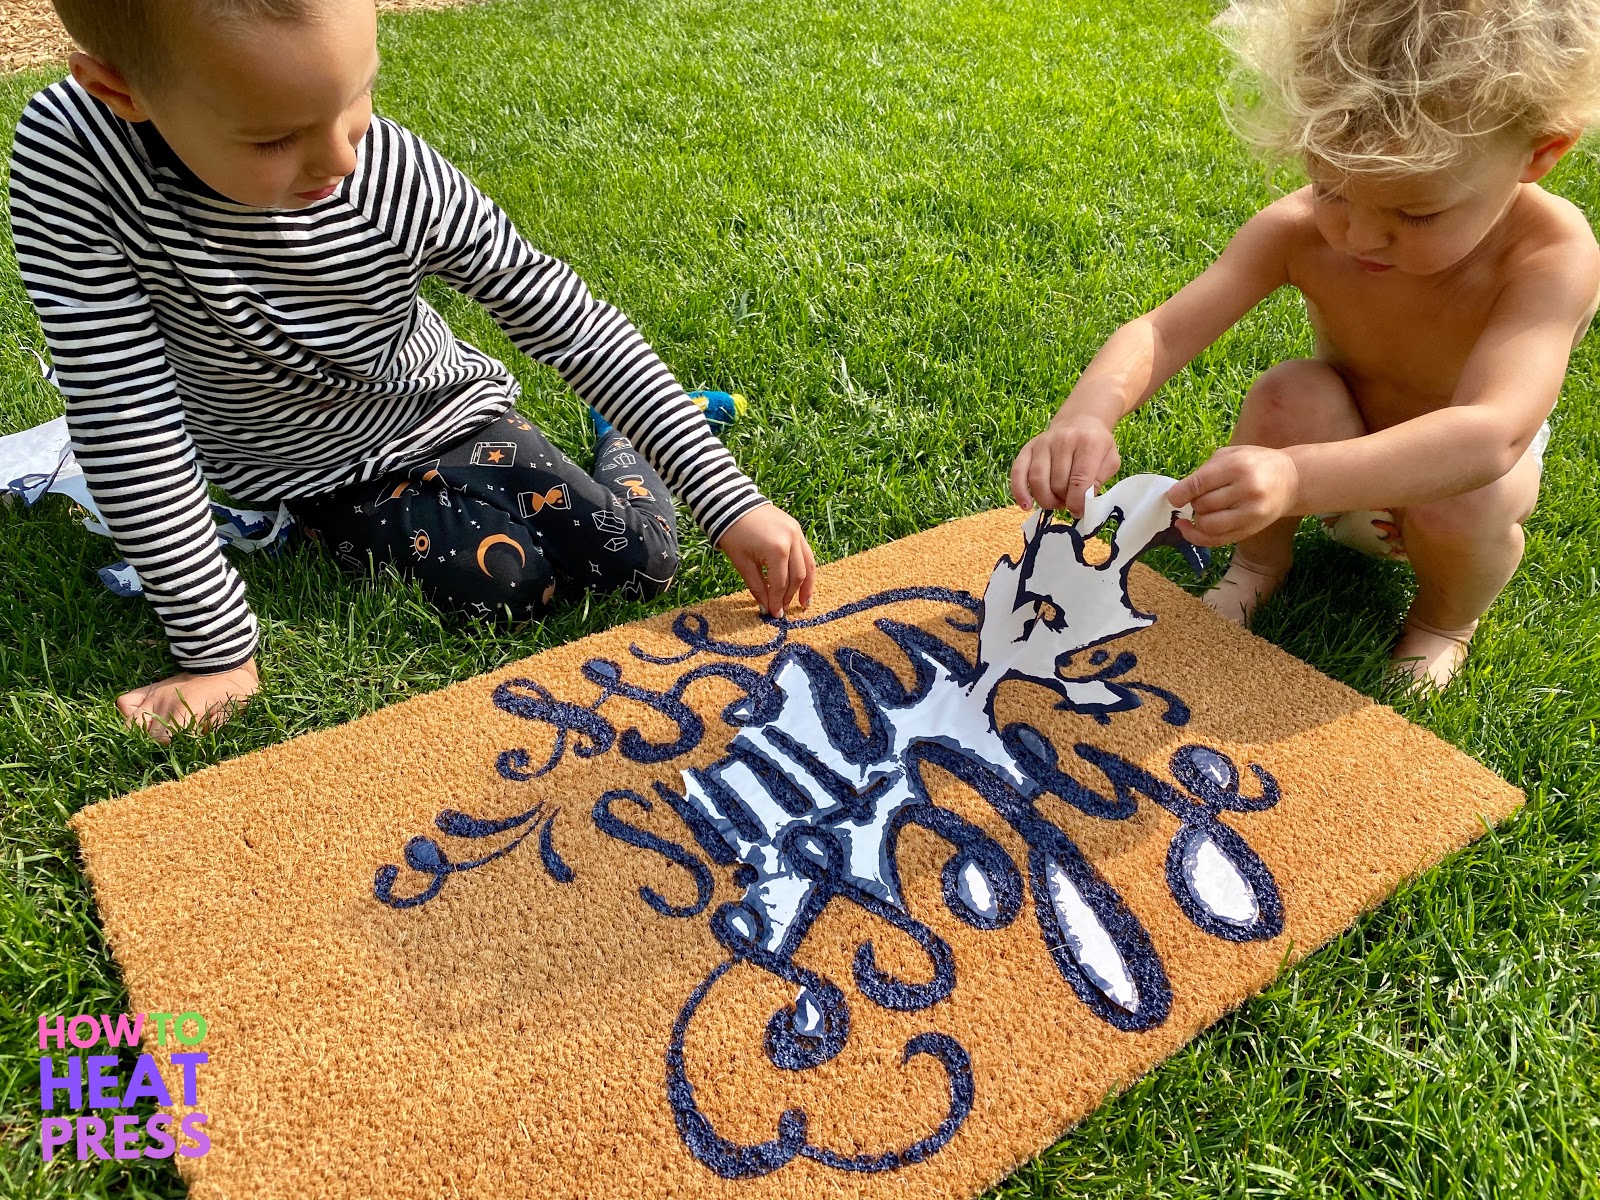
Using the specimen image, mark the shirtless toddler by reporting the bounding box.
[1010,0,1600,689]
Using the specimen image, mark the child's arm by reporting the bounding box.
[10,103,261,739]
[1168,242,1600,545]
[408,126,815,615]
[1012,198,1298,516]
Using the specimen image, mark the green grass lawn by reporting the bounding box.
[2,0,1598,1195]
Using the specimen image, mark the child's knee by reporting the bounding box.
[488,561,560,617]
[631,539,679,599]
[422,541,559,620]
[1238,359,1363,445]
[614,531,678,601]
[1401,445,1542,555]
[1402,498,1478,549]
[1403,484,1527,550]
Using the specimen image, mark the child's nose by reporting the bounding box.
[309,128,359,180]
[1344,208,1389,253]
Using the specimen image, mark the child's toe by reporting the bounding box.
[1389,621,1475,694]
[1201,557,1287,625]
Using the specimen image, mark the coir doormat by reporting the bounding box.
[72,480,1522,1199]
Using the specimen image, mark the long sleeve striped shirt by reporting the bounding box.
[8,79,767,672]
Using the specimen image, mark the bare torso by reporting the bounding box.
[1282,185,1600,432]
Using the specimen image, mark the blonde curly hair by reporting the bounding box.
[1215,0,1600,177]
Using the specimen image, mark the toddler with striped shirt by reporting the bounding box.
[10,0,816,741]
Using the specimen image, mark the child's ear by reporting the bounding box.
[1521,131,1582,183]
[68,52,152,123]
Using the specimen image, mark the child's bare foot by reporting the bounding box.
[1202,555,1287,625]
[1389,618,1476,693]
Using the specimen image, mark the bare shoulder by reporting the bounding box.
[1212,187,1320,283]
[1237,186,1320,244]
[1508,187,1600,295]
[1234,187,1331,277]
[1520,184,1597,244]
[1497,188,1600,344]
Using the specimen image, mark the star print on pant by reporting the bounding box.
[289,412,679,621]
[470,441,518,467]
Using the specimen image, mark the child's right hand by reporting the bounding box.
[117,658,260,743]
[717,504,817,619]
[1010,414,1121,518]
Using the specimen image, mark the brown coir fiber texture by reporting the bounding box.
[72,508,1523,1200]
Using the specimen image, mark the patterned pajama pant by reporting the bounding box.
[289,412,679,621]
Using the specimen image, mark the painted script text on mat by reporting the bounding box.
[372,476,1286,1178]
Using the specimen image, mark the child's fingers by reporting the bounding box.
[197,694,243,734]
[765,550,793,619]
[1188,481,1243,517]
[133,702,180,744]
[773,544,797,618]
[117,670,253,743]
[150,689,200,741]
[1171,469,1241,516]
[1009,446,1037,510]
[1174,516,1233,548]
[1165,472,1207,510]
[1011,448,1036,508]
[217,697,245,728]
[118,688,178,743]
[1098,444,1123,490]
[792,540,813,612]
[781,540,809,617]
[1061,462,1096,518]
[1027,454,1064,512]
[731,555,772,615]
[1181,505,1253,546]
[116,687,151,723]
[1064,442,1122,519]
[797,541,817,610]
[1187,501,1240,533]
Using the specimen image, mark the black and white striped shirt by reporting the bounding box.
[8,79,767,673]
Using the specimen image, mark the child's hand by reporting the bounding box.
[1167,445,1300,546]
[116,658,260,743]
[1010,415,1121,518]
[717,505,817,619]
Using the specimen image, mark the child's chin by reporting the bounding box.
[271,192,324,212]
[215,188,295,211]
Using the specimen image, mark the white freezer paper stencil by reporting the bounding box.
[678,473,1209,958]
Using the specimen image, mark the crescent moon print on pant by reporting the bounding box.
[475,533,528,575]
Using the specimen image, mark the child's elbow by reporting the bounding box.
[1492,445,1525,481]
[1481,416,1538,483]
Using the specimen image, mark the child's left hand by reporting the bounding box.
[1167,445,1300,546]
[717,504,818,618]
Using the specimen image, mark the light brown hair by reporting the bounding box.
[54,0,322,91]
